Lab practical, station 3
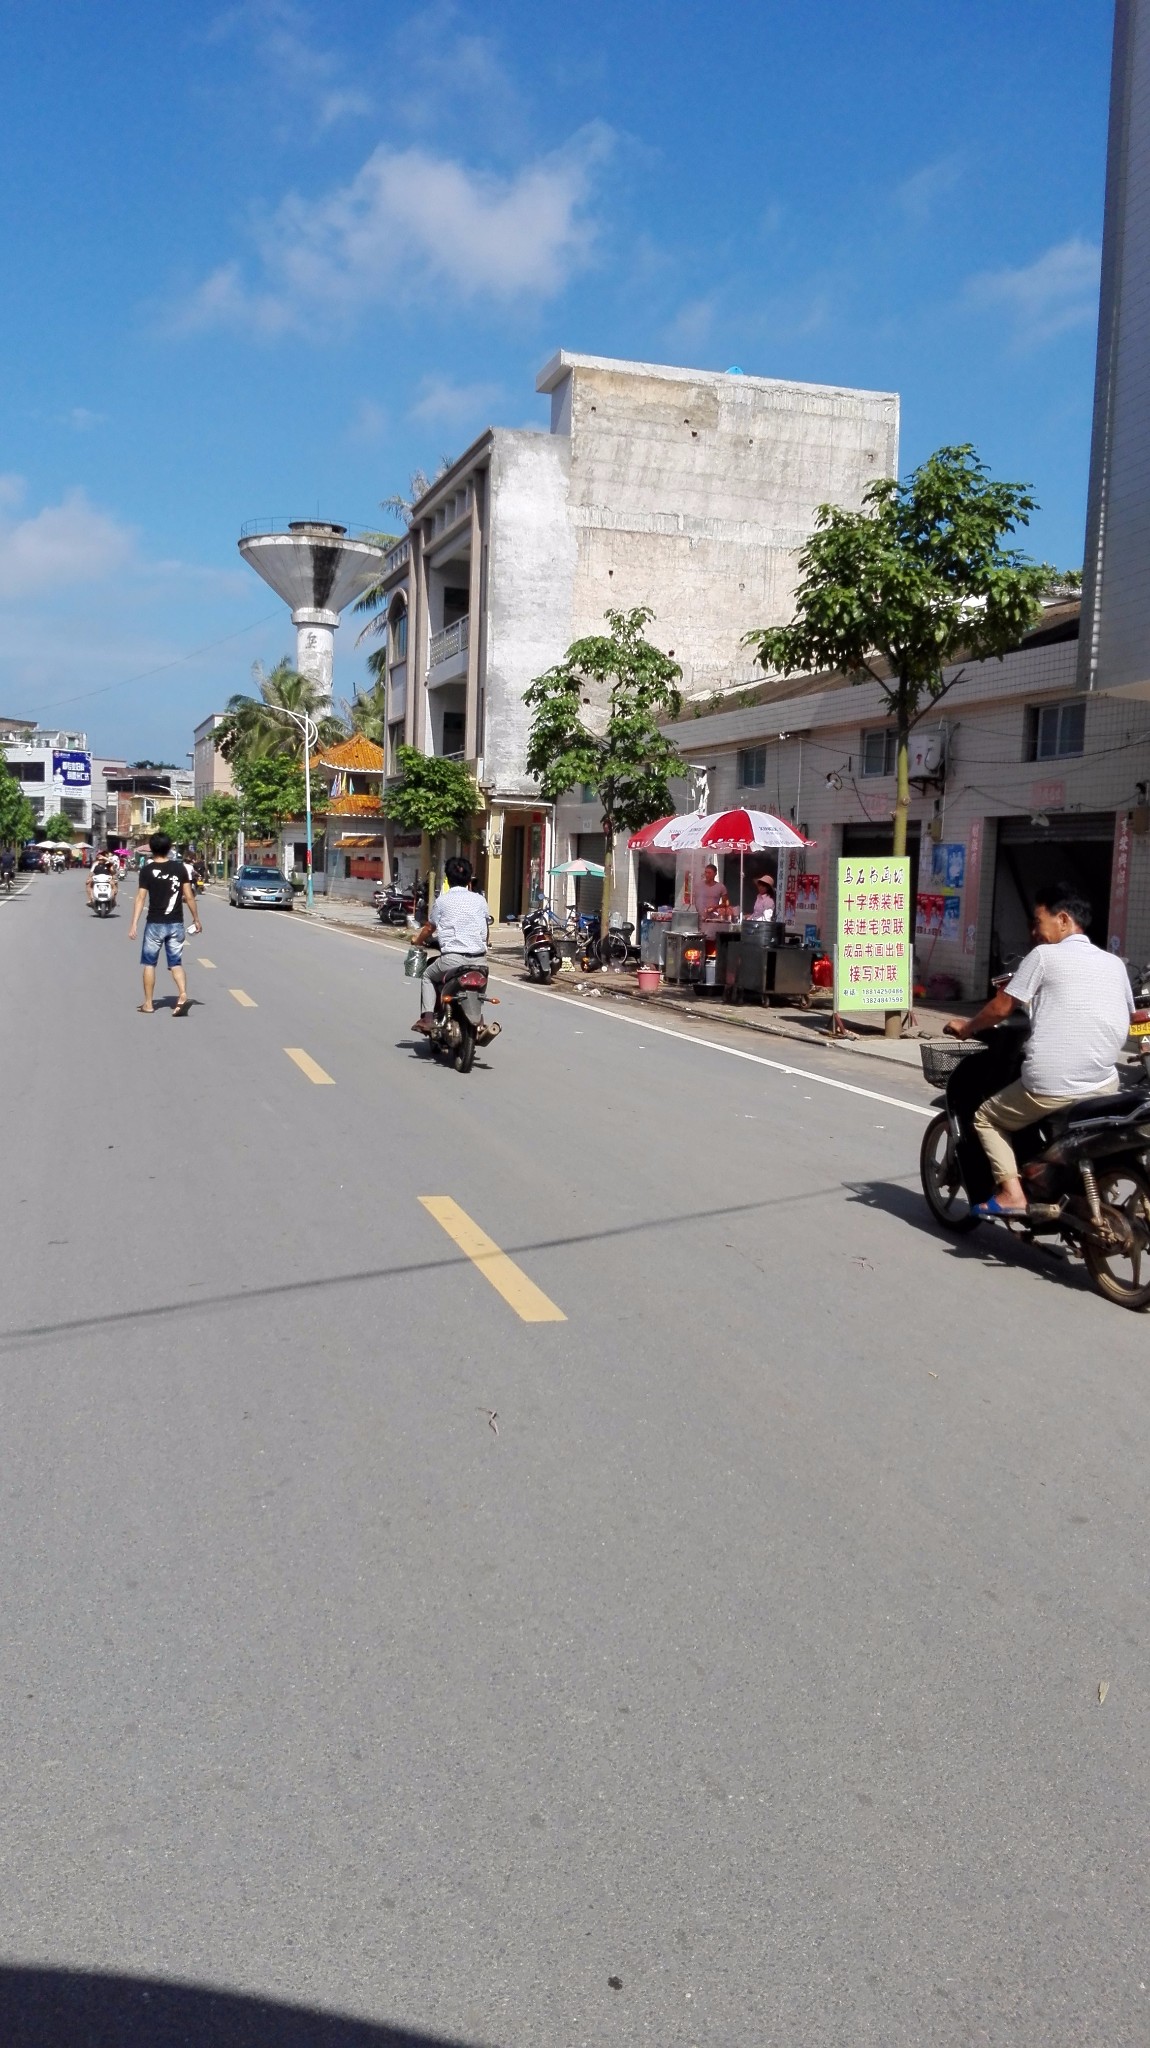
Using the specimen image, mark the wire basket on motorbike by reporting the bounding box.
[919,1038,982,1087]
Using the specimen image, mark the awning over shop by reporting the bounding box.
[336,834,385,847]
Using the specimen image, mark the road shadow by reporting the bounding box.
[845,1175,1089,1293]
[0,1965,489,2047]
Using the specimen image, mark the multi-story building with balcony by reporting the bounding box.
[193,714,236,807]
[374,350,898,920]
[0,717,98,840]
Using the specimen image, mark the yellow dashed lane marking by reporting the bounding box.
[198,958,216,968]
[229,988,257,1007]
[284,1047,335,1085]
[419,1196,566,1324]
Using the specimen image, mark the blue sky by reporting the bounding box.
[0,0,1115,760]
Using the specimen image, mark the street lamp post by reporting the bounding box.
[272,707,320,909]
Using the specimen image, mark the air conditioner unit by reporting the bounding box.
[908,732,944,779]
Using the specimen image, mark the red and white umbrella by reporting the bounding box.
[629,808,811,851]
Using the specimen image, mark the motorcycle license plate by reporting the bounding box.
[1130,1020,1150,1037]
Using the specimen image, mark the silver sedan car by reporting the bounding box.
[228,865,294,909]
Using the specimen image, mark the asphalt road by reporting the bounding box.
[1,874,1147,2047]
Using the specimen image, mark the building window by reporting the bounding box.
[737,746,767,788]
[860,728,898,777]
[580,783,597,803]
[1025,700,1086,760]
[61,798,86,822]
[390,606,408,661]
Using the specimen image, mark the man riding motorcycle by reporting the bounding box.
[945,880,1133,1219]
[86,850,120,909]
[411,856,492,1035]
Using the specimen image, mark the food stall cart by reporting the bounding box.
[630,808,817,1001]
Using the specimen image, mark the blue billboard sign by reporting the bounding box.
[53,751,91,787]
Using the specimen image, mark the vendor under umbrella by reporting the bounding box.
[696,862,730,916]
[747,871,776,920]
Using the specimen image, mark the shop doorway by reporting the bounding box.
[991,814,1114,977]
[500,824,525,921]
[574,832,605,917]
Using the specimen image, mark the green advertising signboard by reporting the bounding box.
[836,856,912,1011]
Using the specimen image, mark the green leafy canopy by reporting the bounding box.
[382,747,480,842]
[745,445,1050,721]
[0,755,36,847]
[524,607,685,833]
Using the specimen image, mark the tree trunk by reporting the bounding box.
[600,828,614,939]
[885,705,912,1037]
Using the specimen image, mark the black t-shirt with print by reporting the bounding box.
[138,860,188,925]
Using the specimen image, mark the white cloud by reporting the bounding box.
[894,154,963,223]
[0,473,26,510]
[411,375,502,426]
[0,488,137,598]
[62,407,107,431]
[667,296,717,352]
[205,0,371,130]
[170,125,611,337]
[964,236,1100,348]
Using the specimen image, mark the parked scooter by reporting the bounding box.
[374,883,416,926]
[90,873,117,918]
[521,906,563,983]
[419,954,502,1074]
[919,1016,1150,1309]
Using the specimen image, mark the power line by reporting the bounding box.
[25,611,283,715]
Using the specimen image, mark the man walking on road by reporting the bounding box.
[127,831,202,1015]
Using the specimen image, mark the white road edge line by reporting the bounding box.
[289,914,933,1117]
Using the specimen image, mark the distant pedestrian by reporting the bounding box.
[127,831,202,1016]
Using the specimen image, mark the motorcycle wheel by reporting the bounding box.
[526,954,540,981]
[1082,1166,1150,1309]
[920,1112,980,1233]
[454,1020,477,1074]
[601,932,629,968]
[537,956,552,983]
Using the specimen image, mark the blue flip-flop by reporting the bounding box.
[972,1197,1028,1220]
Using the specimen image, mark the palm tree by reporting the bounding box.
[214,659,345,765]
[342,678,388,747]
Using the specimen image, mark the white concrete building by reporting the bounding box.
[193,714,235,807]
[656,598,1150,1000]
[375,350,897,917]
[1080,0,1150,700]
[0,718,96,838]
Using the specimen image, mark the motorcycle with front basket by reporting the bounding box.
[918,1017,1150,1309]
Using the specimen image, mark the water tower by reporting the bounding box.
[238,520,387,702]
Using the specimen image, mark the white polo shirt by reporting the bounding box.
[431,886,491,956]
[1007,935,1133,1096]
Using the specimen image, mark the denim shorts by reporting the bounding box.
[141,921,186,967]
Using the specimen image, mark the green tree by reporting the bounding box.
[232,754,307,843]
[0,757,36,848]
[335,677,388,745]
[214,659,344,766]
[381,746,479,893]
[151,806,203,849]
[200,792,241,871]
[524,606,686,931]
[746,445,1049,1030]
[41,812,76,842]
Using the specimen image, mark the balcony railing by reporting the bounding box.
[428,616,469,670]
[385,537,411,574]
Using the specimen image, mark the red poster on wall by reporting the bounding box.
[1108,810,1131,954]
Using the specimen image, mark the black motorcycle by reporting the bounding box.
[375,884,416,927]
[521,907,563,983]
[419,958,501,1074]
[919,1017,1150,1309]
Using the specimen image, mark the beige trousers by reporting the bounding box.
[973,1079,1107,1185]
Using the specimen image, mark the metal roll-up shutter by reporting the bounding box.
[995,810,1115,846]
